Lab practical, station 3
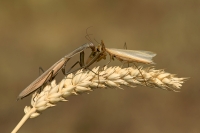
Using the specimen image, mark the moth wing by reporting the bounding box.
[106,48,156,64]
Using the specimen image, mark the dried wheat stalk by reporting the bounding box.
[12,66,187,133]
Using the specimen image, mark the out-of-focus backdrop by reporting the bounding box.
[1,0,199,133]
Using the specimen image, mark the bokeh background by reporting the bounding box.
[0,0,199,133]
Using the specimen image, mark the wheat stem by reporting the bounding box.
[11,108,36,133]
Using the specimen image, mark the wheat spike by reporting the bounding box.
[12,66,187,133]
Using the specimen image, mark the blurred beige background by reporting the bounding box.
[0,0,199,133]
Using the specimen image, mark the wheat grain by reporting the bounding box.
[27,65,187,117]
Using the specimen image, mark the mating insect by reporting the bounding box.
[17,43,101,100]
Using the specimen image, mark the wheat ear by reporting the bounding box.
[12,66,187,133]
